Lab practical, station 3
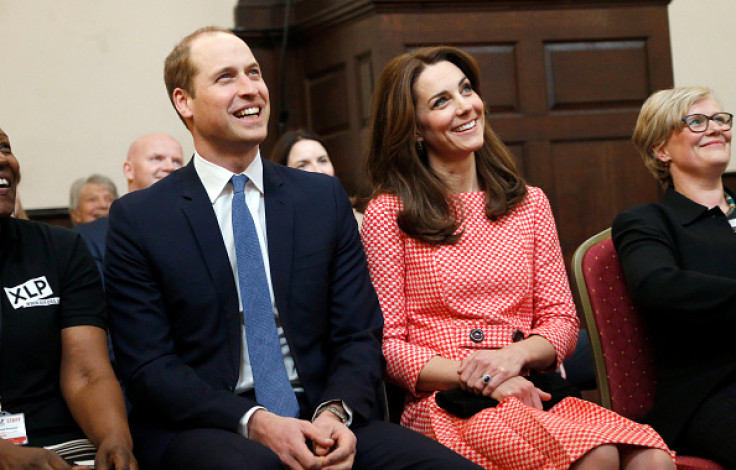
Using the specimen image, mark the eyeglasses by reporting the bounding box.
[681,112,733,132]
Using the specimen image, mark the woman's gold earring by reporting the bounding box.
[416,141,424,152]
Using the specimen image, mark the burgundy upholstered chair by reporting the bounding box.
[572,228,725,470]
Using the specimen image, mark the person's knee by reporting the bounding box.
[571,444,619,470]
[643,450,675,470]
[620,448,674,470]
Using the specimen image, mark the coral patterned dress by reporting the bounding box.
[361,188,672,469]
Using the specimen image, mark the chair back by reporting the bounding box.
[571,228,656,420]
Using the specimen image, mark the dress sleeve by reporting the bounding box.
[361,196,438,395]
[526,188,579,366]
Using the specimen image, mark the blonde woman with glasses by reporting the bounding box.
[613,86,735,468]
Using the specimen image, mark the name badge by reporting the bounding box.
[0,412,28,445]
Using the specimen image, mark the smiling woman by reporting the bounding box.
[269,129,335,176]
[0,127,136,469]
[361,46,675,470]
[68,174,118,226]
[613,87,736,467]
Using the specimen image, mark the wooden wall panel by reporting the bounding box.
[305,65,350,134]
[355,52,374,129]
[505,142,526,176]
[236,0,672,268]
[549,139,660,257]
[545,41,650,110]
[464,44,519,114]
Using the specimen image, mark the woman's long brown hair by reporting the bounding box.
[366,46,526,243]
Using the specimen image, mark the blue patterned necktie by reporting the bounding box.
[231,174,299,417]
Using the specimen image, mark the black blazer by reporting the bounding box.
[104,159,383,466]
[612,187,736,445]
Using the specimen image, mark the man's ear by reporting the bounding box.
[173,88,193,120]
[122,161,134,183]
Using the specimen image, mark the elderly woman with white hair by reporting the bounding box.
[613,86,736,467]
[68,174,117,225]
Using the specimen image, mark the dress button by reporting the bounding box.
[469,328,484,343]
[512,329,525,342]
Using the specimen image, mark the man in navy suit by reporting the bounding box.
[104,26,481,470]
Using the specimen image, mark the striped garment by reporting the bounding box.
[44,438,96,466]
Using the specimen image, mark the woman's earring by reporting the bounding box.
[416,141,424,152]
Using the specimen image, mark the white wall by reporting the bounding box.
[669,0,736,170]
[0,0,234,209]
[2,1,734,209]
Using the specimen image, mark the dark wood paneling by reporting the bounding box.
[723,172,736,191]
[236,0,673,271]
[305,65,350,134]
[465,44,520,114]
[548,138,660,260]
[503,142,526,176]
[355,52,374,129]
[25,208,72,228]
[545,40,649,110]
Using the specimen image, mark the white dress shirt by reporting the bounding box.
[193,152,301,435]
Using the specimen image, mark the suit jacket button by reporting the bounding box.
[469,328,484,343]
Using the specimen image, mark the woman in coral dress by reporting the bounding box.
[360,46,674,470]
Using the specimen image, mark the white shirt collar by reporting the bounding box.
[194,150,265,203]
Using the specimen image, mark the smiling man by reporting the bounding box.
[124,133,183,192]
[103,27,482,470]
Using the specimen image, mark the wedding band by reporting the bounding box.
[481,374,492,384]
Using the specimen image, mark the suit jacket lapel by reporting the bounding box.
[179,160,240,314]
[263,161,294,323]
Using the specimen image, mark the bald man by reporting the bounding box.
[123,133,184,192]
[77,133,183,279]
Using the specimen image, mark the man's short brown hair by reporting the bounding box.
[164,26,235,126]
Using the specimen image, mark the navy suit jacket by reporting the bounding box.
[75,216,109,280]
[104,158,383,465]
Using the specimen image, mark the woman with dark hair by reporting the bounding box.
[269,129,335,176]
[361,46,673,469]
[613,87,736,467]
[270,129,364,228]
[0,127,136,469]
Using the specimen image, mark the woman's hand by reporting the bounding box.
[94,435,137,470]
[489,376,551,410]
[458,336,558,395]
[457,348,527,395]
